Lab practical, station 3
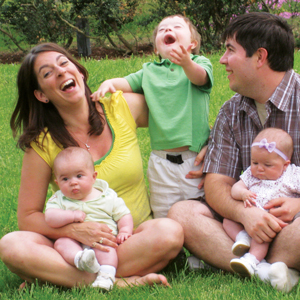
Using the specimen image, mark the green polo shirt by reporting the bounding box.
[125,54,213,152]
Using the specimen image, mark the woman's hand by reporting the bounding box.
[70,221,118,252]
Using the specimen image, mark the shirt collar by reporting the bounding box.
[269,69,295,112]
[154,53,196,65]
[239,69,295,113]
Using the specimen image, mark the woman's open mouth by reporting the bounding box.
[60,79,75,91]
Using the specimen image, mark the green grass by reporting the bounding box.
[0,51,300,299]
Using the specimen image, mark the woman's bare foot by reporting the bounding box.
[19,281,28,290]
[115,273,170,288]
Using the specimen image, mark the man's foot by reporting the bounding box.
[232,231,251,256]
[269,262,300,293]
[187,255,218,271]
[162,248,187,273]
[92,272,115,291]
[115,273,170,288]
[230,253,258,277]
[76,249,100,273]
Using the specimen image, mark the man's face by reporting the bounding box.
[219,37,258,96]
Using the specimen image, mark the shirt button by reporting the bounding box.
[170,68,174,72]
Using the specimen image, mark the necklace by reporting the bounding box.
[74,134,91,151]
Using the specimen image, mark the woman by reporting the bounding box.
[0,43,184,288]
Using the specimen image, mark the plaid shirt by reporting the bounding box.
[204,69,300,180]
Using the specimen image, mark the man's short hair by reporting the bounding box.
[222,12,294,72]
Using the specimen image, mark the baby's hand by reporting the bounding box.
[91,80,116,101]
[116,232,132,244]
[242,191,257,208]
[73,211,86,223]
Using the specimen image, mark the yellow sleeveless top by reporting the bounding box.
[31,91,152,228]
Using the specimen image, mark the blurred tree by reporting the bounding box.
[0,0,73,52]
[0,0,298,54]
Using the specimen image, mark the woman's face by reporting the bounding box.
[33,51,86,110]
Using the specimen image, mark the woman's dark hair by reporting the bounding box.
[222,12,294,72]
[10,43,105,150]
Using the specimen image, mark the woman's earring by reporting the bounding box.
[45,99,49,103]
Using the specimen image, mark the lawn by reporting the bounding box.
[0,51,299,299]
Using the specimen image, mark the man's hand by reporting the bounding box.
[241,206,287,243]
[186,145,207,189]
[264,197,300,223]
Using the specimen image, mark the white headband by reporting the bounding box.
[251,138,288,161]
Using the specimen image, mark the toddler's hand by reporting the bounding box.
[91,80,116,101]
[116,232,132,244]
[73,211,86,223]
[170,44,193,67]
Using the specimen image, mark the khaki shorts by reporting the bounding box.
[190,195,224,222]
[148,150,205,219]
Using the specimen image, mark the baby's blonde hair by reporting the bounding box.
[253,128,293,160]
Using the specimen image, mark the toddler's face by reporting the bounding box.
[250,147,289,180]
[54,157,96,201]
[155,16,195,60]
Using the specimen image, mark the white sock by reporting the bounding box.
[255,259,271,282]
[74,249,100,273]
[99,265,116,278]
[243,253,259,265]
[236,230,251,242]
[74,250,83,269]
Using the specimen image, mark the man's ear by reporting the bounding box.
[256,48,268,68]
[34,89,48,103]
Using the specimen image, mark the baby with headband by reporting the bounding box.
[223,128,300,277]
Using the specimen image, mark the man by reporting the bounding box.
[168,12,300,293]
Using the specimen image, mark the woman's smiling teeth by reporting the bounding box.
[61,79,75,91]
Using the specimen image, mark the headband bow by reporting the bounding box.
[251,138,288,161]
